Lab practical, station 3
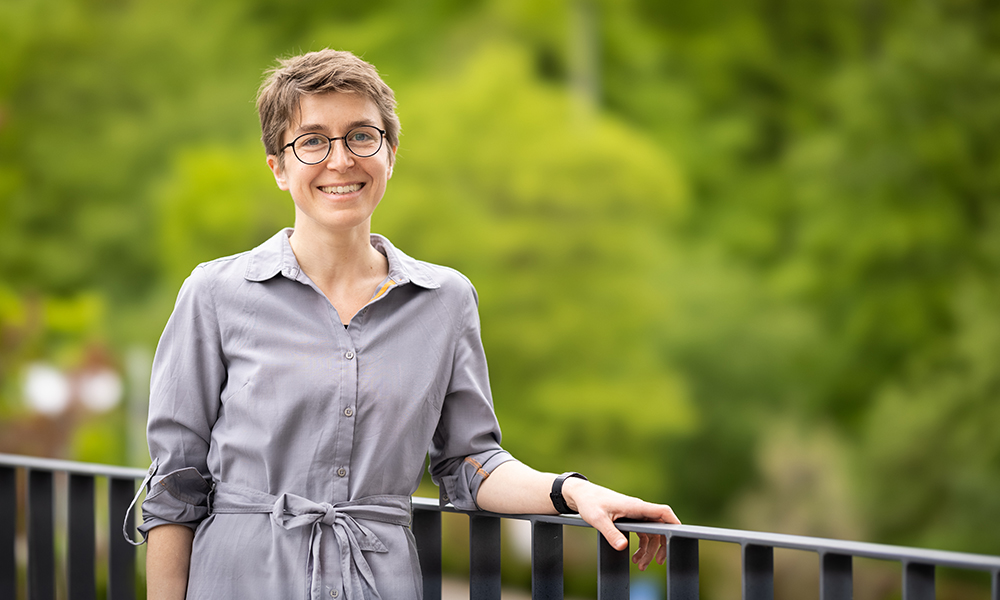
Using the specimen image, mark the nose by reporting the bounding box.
[325,139,355,170]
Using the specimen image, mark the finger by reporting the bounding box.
[655,535,668,565]
[640,503,680,525]
[632,532,651,566]
[633,533,656,571]
[660,505,681,525]
[617,500,681,526]
[589,513,628,551]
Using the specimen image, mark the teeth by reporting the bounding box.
[320,183,362,194]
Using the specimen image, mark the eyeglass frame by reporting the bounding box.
[280,126,387,164]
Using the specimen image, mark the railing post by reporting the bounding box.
[68,474,97,600]
[0,466,16,600]
[667,536,699,600]
[413,509,442,600]
[108,477,136,600]
[470,515,502,600]
[597,533,629,600]
[820,552,852,600]
[992,568,998,600]
[903,562,934,600]
[742,544,774,600]
[532,520,563,600]
[28,469,55,600]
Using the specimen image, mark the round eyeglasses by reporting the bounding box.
[281,126,386,164]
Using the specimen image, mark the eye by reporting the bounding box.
[297,134,327,149]
[348,130,375,143]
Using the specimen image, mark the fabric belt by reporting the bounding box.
[210,482,412,600]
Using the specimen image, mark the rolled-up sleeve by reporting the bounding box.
[139,265,224,536]
[429,280,514,510]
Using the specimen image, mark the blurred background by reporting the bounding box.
[1,0,999,597]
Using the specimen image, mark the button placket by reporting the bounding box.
[330,329,358,499]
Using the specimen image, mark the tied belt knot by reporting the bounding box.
[211,482,411,600]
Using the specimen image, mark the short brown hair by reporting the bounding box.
[256,49,400,170]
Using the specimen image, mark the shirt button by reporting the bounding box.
[330,591,339,598]
[345,351,355,360]
[344,407,354,417]
[337,468,347,477]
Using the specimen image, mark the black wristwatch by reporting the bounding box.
[550,472,588,514]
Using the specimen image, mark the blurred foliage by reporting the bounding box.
[380,42,691,499]
[156,143,291,289]
[2,3,999,593]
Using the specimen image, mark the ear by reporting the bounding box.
[266,155,289,190]
[387,145,398,180]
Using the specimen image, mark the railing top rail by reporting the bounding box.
[0,453,148,480]
[3,454,997,574]
[411,497,1000,573]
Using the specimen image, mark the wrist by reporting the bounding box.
[550,472,588,514]
[561,476,589,513]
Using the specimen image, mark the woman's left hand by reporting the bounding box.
[561,477,680,571]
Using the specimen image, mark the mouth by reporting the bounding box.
[318,183,364,195]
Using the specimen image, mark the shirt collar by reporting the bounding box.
[369,234,441,290]
[243,229,440,290]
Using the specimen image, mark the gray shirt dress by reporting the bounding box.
[134,229,514,599]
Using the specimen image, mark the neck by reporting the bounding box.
[288,221,385,290]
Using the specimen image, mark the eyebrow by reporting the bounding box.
[293,119,380,135]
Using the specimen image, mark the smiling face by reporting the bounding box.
[266,92,396,239]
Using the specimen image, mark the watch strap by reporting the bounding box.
[550,472,587,514]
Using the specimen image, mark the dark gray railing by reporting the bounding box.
[0,453,144,600]
[2,453,999,599]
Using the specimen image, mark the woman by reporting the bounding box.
[133,49,679,600]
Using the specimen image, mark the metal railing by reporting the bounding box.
[2,453,998,599]
[1,454,145,600]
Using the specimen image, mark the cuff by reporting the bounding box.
[438,450,514,511]
[137,466,213,538]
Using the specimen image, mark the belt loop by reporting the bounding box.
[207,480,217,514]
